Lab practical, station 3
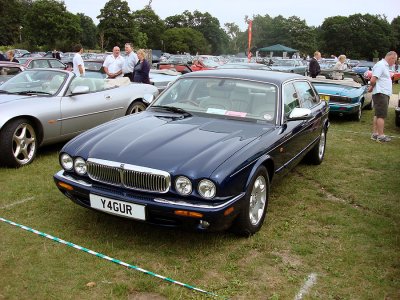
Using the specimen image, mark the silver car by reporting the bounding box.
[0,69,159,167]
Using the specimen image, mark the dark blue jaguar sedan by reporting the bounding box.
[54,69,329,236]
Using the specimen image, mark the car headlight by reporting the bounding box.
[198,179,216,199]
[60,153,73,170]
[175,176,192,195]
[73,157,87,175]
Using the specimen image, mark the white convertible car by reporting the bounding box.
[0,69,159,167]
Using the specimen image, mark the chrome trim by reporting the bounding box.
[57,107,124,122]
[154,192,245,209]
[87,158,171,193]
[56,170,92,187]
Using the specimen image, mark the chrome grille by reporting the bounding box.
[86,158,170,193]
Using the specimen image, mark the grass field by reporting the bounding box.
[0,105,399,299]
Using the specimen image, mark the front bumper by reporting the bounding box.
[54,170,245,232]
[328,102,360,115]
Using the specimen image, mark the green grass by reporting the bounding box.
[0,109,399,299]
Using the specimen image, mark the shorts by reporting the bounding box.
[372,93,389,118]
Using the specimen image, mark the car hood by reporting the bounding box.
[65,111,272,177]
[0,94,32,104]
[270,66,294,71]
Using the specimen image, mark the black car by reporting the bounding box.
[54,69,329,236]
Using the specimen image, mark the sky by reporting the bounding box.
[63,0,399,30]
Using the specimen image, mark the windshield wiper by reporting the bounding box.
[0,89,12,94]
[151,105,192,117]
[16,90,52,95]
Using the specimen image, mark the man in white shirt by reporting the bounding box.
[123,43,138,82]
[103,46,125,79]
[72,44,85,77]
[368,51,398,142]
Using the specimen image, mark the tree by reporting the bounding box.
[97,0,137,50]
[77,13,97,49]
[131,6,165,49]
[162,28,210,54]
[0,0,30,46]
[320,14,392,59]
[24,0,81,50]
[224,22,242,54]
[391,16,400,54]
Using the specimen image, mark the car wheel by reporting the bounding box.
[306,127,327,165]
[353,104,362,121]
[126,100,147,115]
[0,118,37,168]
[231,166,269,237]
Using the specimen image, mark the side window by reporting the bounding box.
[294,81,319,109]
[49,60,65,69]
[283,83,300,116]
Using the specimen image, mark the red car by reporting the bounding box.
[363,69,398,82]
[17,57,66,70]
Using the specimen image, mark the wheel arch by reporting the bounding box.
[126,98,148,115]
[1,115,44,145]
[244,155,275,189]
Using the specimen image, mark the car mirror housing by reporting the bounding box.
[288,107,312,120]
[71,85,90,95]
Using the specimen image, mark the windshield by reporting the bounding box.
[151,77,277,123]
[0,70,68,95]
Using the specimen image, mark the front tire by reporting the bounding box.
[0,118,38,168]
[126,100,147,115]
[231,166,270,237]
[353,104,362,121]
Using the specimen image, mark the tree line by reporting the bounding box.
[1,0,399,60]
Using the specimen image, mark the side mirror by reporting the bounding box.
[143,93,154,104]
[71,85,90,95]
[288,107,312,120]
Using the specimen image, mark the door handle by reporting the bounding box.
[105,95,111,100]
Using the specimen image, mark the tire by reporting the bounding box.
[306,127,327,165]
[126,100,147,115]
[364,99,373,110]
[353,104,362,121]
[231,166,270,237]
[0,118,38,168]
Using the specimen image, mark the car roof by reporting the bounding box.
[181,69,304,84]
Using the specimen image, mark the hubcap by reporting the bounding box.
[12,123,36,165]
[249,175,267,225]
[318,130,326,159]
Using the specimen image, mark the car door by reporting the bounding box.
[60,77,125,136]
[293,80,324,148]
[275,82,308,172]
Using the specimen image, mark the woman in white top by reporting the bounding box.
[332,54,347,80]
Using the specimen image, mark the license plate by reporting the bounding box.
[90,194,146,220]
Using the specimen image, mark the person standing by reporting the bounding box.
[122,43,138,82]
[6,50,19,63]
[369,51,398,142]
[72,44,85,77]
[332,54,347,80]
[309,51,321,78]
[103,46,125,79]
[133,49,150,84]
[52,49,61,60]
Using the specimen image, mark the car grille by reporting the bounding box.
[329,96,352,104]
[86,158,170,193]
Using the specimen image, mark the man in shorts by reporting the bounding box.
[368,51,398,142]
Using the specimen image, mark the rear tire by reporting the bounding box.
[0,118,38,168]
[306,127,327,165]
[126,100,147,115]
[231,166,269,237]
